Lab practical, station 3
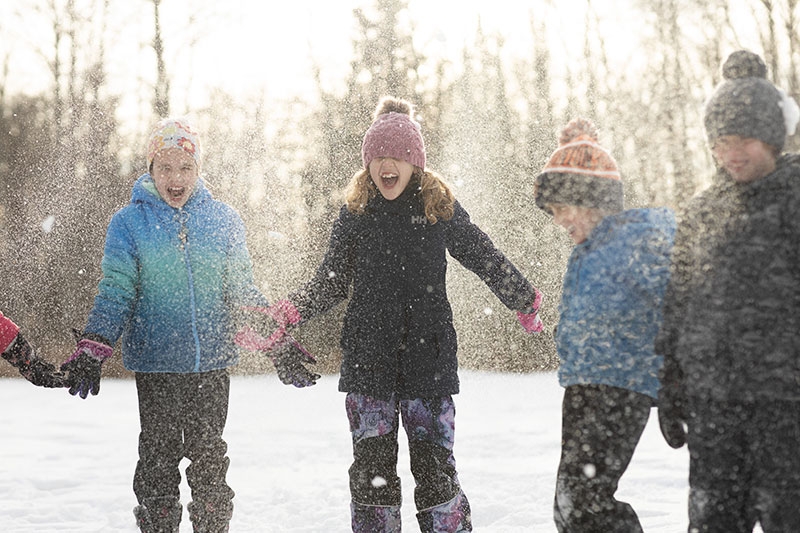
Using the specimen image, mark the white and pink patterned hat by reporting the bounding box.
[146,117,202,171]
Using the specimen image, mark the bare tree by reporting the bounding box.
[151,0,170,117]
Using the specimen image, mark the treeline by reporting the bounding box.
[1,0,798,377]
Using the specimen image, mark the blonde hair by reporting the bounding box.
[345,167,455,224]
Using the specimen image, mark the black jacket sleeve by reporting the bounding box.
[289,208,354,322]
[654,205,697,385]
[445,201,537,312]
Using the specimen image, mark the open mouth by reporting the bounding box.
[381,172,398,188]
[167,186,186,201]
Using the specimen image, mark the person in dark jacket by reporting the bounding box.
[237,96,543,532]
[60,118,280,533]
[655,50,800,532]
[534,118,675,532]
[1,310,66,388]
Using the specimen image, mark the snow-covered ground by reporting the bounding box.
[2,370,694,532]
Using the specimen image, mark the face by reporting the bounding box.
[368,157,414,200]
[711,136,777,184]
[548,204,606,244]
[151,148,198,208]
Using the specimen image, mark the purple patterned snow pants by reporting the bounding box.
[346,393,472,533]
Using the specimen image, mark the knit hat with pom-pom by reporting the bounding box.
[534,118,623,214]
[704,50,799,151]
[362,97,426,170]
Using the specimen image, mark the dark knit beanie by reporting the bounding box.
[362,97,426,170]
[704,50,787,150]
[534,118,624,214]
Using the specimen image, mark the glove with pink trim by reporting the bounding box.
[235,299,302,348]
[270,337,320,387]
[235,301,318,387]
[2,333,67,388]
[517,288,544,334]
[61,330,113,399]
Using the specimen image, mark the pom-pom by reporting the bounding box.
[374,96,413,119]
[778,89,800,136]
[722,50,767,80]
[559,118,598,145]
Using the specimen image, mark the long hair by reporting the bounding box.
[345,167,455,224]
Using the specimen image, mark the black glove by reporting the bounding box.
[657,358,688,449]
[60,331,113,399]
[1,333,67,388]
[271,337,320,388]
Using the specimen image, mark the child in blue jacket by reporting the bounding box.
[237,96,543,533]
[534,119,675,532]
[60,118,278,533]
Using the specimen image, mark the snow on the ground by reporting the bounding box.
[1,370,693,532]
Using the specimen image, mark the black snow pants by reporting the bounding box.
[133,369,235,510]
[687,397,800,533]
[554,384,652,533]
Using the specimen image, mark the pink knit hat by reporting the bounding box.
[361,111,426,170]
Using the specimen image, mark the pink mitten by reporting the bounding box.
[234,325,288,352]
[264,299,302,328]
[517,288,544,334]
[235,299,302,351]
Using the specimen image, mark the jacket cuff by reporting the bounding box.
[0,313,20,354]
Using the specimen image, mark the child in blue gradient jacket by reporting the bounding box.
[533,118,675,533]
[60,118,276,533]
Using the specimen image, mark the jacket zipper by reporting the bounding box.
[178,209,202,372]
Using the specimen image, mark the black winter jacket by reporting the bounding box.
[655,154,800,402]
[290,184,537,399]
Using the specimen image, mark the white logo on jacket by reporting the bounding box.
[411,215,427,225]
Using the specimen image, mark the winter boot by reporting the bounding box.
[351,501,402,533]
[133,497,182,533]
[187,494,233,533]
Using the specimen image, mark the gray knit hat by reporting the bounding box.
[704,50,787,150]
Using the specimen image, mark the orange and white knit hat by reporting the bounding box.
[534,118,623,214]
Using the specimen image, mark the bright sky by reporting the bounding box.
[0,1,643,112]
[0,0,760,136]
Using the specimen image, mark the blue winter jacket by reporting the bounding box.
[85,174,268,373]
[556,208,675,399]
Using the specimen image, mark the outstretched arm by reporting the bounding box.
[288,208,355,323]
[0,313,66,388]
[445,201,542,323]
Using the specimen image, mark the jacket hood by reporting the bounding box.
[586,207,674,246]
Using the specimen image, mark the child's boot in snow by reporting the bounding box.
[187,493,233,533]
[351,501,402,533]
[133,497,182,533]
[416,490,472,533]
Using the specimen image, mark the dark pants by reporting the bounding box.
[133,369,234,508]
[687,397,800,533]
[346,393,472,533]
[554,384,652,533]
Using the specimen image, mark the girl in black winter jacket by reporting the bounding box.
[237,97,543,532]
